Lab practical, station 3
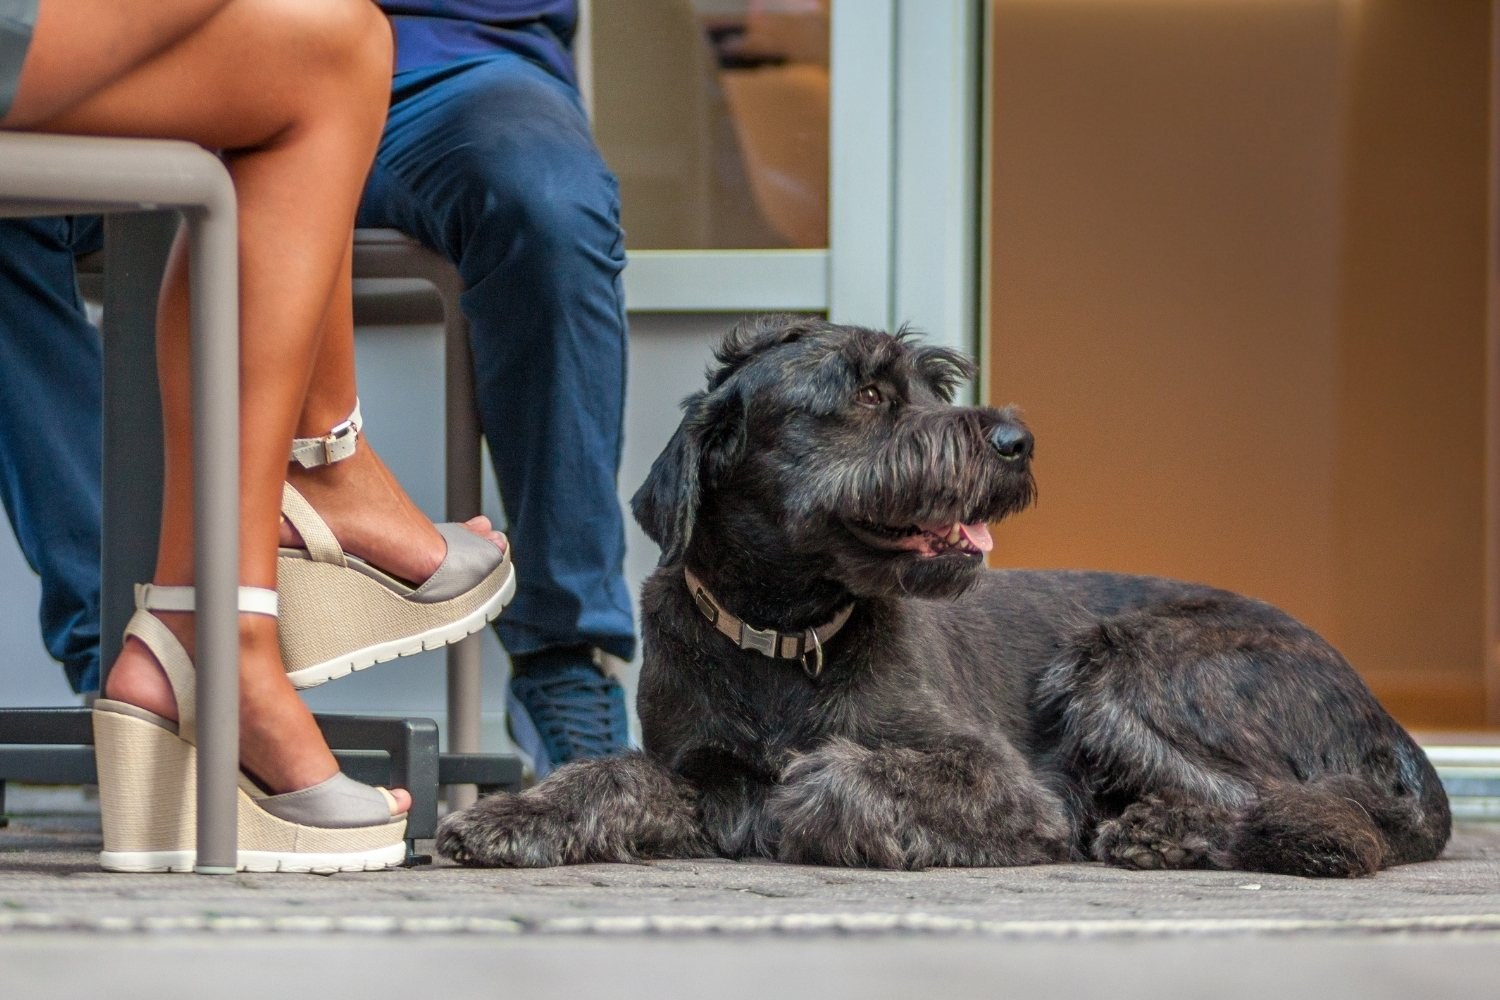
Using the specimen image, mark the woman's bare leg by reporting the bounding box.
[284,244,506,583]
[21,0,408,810]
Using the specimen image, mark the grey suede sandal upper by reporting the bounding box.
[252,772,402,828]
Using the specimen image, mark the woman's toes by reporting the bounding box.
[462,516,507,552]
[389,787,413,815]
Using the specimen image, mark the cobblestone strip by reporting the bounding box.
[2,912,1500,938]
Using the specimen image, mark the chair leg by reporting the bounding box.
[316,714,440,853]
[442,287,485,812]
[100,214,174,673]
[184,191,242,875]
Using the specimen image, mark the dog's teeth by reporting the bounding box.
[946,525,961,544]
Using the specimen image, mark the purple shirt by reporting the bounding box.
[378,1,578,83]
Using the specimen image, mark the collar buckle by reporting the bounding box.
[739,623,780,657]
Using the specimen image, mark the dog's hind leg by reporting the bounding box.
[1230,775,1394,877]
[770,734,1076,869]
[1037,598,1450,878]
[1091,779,1387,877]
[435,752,712,867]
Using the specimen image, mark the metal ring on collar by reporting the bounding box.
[802,627,824,678]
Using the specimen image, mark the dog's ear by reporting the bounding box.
[631,386,747,564]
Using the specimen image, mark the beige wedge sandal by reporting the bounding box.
[92,584,409,874]
[277,402,516,690]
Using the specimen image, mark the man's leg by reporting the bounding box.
[358,54,635,776]
[0,217,103,693]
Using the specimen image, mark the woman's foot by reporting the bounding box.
[281,439,505,585]
[103,611,412,815]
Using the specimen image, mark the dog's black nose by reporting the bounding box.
[989,423,1033,462]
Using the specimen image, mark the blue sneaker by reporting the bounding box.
[507,654,631,779]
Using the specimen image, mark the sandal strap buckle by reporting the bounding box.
[290,399,363,469]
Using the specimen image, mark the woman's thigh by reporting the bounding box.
[13,0,389,151]
[2,0,233,126]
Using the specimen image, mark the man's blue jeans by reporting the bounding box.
[357,52,635,662]
[0,50,634,691]
[0,216,103,693]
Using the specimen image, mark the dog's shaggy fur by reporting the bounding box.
[437,316,1450,877]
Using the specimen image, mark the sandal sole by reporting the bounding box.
[99,843,407,874]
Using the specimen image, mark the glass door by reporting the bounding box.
[580,0,982,349]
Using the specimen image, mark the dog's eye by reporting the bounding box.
[855,385,884,407]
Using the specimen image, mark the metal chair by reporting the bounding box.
[351,228,519,812]
[0,132,243,873]
[0,208,520,858]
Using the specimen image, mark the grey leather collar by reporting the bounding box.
[683,567,853,678]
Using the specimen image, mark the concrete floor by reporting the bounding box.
[3,786,1499,999]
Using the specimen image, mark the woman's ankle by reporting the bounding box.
[282,445,449,582]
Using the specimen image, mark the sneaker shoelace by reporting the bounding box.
[513,665,626,760]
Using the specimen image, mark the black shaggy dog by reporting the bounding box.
[438,316,1450,877]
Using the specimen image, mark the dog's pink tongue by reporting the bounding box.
[959,522,993,553]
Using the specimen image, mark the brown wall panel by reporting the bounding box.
[986,0,1492,729]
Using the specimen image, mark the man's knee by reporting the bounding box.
[410,65,619,271]
[454,143,623,284]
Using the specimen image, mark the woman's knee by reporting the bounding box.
[264,0,392,102]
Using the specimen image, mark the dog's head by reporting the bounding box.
[632,315,1035,600]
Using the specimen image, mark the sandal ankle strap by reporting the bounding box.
[289,399,362,469]
[134,582,279,617]
[124,582,278,743]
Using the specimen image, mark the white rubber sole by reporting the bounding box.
[99,841,407,875]
[284,563,515,691]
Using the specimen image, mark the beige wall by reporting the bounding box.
[986,0,1494,729]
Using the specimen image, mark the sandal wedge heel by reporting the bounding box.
[93,584,408,874]
[277,401,515,690]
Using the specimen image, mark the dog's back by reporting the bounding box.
[950,568,1452,873]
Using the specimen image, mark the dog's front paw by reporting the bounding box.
[770,741,910,869]
[772,737,1074,869]
[435,792,569,868]
[1092,795,1230,871]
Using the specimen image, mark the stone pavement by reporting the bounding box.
[3,786,1499,999]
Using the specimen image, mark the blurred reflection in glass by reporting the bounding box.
[591,0,830,250]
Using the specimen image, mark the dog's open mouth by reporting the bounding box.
[848,517,994,558]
